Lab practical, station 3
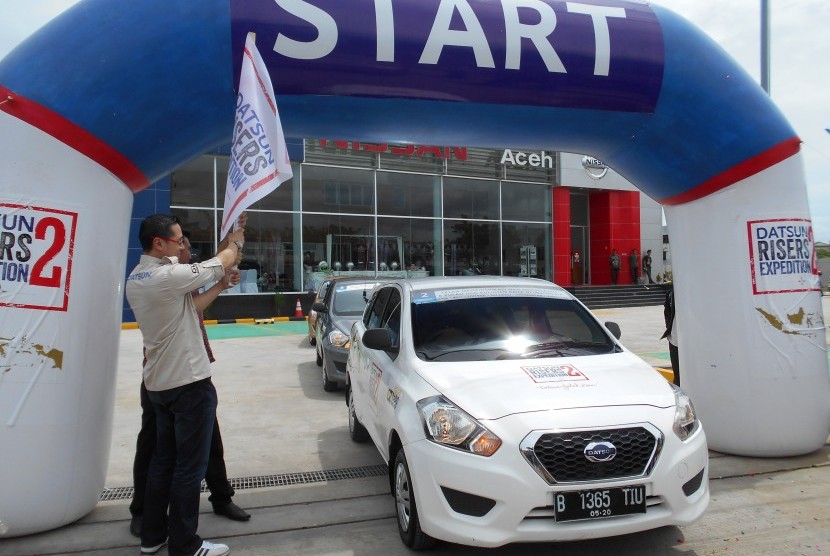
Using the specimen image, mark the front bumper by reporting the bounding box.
[322,343,349,384]
[403,405,709,547]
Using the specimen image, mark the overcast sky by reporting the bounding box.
[1,0,828,241]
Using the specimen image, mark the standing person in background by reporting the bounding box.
[571,251,583,285]
[660,282,680,386]
[643,249,654,284]
[129,233,250,540]
[609,249,621,285]
[629,249,639,284]
[126,214,245,556]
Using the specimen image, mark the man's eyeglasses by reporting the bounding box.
[155,236,185,246]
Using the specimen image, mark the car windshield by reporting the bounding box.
[411,294,618,362]
[332,283,378,316]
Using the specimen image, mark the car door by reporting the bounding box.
[315,280,337,347]
[309,278,334,341]
[360,286,403,460]
[351,286,393,447]
[372,288,403,457]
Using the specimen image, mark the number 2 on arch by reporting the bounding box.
[30,217,66,288]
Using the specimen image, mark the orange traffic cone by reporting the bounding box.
[294,298,303,318]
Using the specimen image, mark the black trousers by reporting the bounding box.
[130,381,234,516]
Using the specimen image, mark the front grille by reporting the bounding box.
[522,426,661,484]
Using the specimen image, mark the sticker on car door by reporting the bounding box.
[369,363,383,411]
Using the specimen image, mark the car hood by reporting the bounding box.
[413,352,675,420]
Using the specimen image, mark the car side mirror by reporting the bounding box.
[312,302,327,313]
[604,321,622,340]
[362,328,393,351]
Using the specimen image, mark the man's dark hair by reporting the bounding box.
[138,214,179,252]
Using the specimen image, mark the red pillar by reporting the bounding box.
[552,187,571,286]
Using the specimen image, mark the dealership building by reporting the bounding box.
[124,139,667,321]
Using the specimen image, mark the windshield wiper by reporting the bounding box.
[417,347,512,361]
[517,341,568,358]
[519,340,617,358]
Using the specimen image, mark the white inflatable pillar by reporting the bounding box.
[666,152,829,456]
[0,111,133,535]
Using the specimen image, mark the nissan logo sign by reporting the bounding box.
[581,156,608,180]
[584,441,617,462]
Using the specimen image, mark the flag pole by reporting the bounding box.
[760,0,770,94]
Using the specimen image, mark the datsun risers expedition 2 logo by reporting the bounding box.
[0,204,77,311]
[747,218,820,295]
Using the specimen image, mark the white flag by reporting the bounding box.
[221,32,293,238]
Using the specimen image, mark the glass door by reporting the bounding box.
[570,226,589,285]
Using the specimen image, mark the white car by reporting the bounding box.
[346,276,708,549]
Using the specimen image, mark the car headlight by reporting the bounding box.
[416,396,502,457]
[671,384,699,441]
[328,329,350,349]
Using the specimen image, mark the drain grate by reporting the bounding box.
[99,464,388,502]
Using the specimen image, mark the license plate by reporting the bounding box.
[554,485,646,522]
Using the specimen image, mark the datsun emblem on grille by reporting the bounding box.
[584,441,617,462]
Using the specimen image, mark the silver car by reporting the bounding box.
[313,277,382,391]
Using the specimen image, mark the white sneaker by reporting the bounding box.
[140,539,167,554]
[194,540,230,556]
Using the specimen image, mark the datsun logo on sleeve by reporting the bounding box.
[522,364,589,383]
[747,218,820,295]
[0,204,77,311]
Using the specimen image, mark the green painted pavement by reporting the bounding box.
[639,351,671,361]
[205,321,308,340]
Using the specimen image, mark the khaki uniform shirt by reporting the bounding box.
[126,254,225,391]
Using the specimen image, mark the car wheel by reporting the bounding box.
[322,353,338,392]
[348,387,369,443]
[315,344,323,367]
[394,450,437,550]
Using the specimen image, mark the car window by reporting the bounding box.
[411,295,616,362]
[363,290,380,326]
[317,279,333,302]
[366,287,392,328]
[381,288,402,352]
[332,283,377,316]
[322,280,337,305]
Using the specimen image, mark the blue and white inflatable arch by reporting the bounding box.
[1,0,827,536]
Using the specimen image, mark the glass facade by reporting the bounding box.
[169,140,553,294]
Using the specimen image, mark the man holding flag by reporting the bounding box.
[221,32,293,239]
[134,34,292,556]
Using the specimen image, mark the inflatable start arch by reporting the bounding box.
[1,0,827,536]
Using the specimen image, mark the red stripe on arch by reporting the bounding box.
[0,85,149,192]
[660,137,801,206]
